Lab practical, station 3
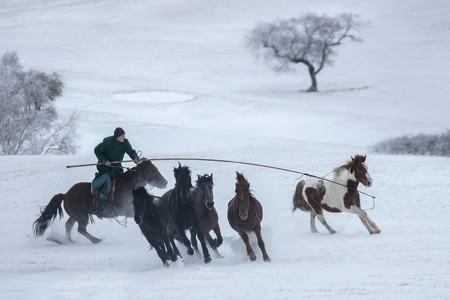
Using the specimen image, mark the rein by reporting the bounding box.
[148,157,376,201]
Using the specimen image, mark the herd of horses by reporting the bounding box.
[33,154,380,266]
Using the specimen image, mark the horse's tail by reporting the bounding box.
[33,193,65,237]
[292,180,311,213]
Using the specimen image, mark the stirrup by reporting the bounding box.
[95,192,108,202]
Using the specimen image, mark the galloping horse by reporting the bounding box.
[132,187,180,267]
[190,174,223,258]
[162,164,212,264]
[33,159,168,243]
[227,172,271,262]
[292,154,381,234]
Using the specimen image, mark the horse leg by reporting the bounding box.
[212,224,223,247]
[350,206,381,234]
[309,211,319,233]
[357,215,376,234]
[316,213,337,234]
[177,225,194,255]
[189,228,200,255]
[254,223,271,262]
[305,187,333,233]
[204,231,221,258]
[65,217,76,242]
[162,237,178,262]
[238,230,256,261]
[169,234,182,260]
[195,230,211,264]
[158,240,171,261]
[76,217,101,243]
[148,239,169,267]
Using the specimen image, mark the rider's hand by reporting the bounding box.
[134,158,140,164]
[105,160,111,167]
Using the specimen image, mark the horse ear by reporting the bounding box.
[178,161,182,168]
[197,174,201,180]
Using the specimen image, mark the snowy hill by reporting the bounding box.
[0,1,449,299]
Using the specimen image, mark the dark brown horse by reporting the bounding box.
[227,172,271,262]
[33,159,168,243]
[292,154,381,234]
[190,174,223,258]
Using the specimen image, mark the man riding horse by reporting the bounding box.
[92,127,139,216]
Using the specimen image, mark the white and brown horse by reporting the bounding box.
[292,155,380,234]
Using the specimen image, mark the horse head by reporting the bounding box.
[350,155,372,187]
[132,187,149,225]
[137,159,168,189]
[195,173,214,210]
[235,172,250,220]
[174,163,193,204]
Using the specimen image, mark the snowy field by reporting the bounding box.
[0,0,449,299]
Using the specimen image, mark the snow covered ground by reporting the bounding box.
[0,0,449,299]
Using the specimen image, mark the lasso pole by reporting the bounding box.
[66,158,149,168]
[148,157,376,200]
[65,157,376,200]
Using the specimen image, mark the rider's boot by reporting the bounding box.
[93,191,108,218]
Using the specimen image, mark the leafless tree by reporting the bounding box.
[247,13,365,92]
[0,51,79,155]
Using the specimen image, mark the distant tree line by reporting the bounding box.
[0,51,78,155]
[370,131,450,157]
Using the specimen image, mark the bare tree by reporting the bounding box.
[0,51,79,155]
[247,13,365,92]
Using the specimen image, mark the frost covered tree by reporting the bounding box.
[0,51,78,155]
[247,12,365,92]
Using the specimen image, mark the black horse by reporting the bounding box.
[161,164,212,264]
[132,187,181,267]
[190,174,223,258]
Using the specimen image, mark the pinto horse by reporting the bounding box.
[190,174,223,258]
[292,154,381,234]
[162,164,212,264]
[33,159,168,243]
[227,172,271,262]
[132,187,180,267]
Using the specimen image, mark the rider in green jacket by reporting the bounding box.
[92,127,139,215]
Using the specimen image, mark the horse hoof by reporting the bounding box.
[204,256,212,264]
[249,253,257,261]
[264,257,271,262]
[187,248,194,255]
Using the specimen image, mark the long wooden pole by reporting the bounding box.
[65,157,375,200]
[66,159,145,168]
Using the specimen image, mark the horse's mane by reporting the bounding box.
[235,172,249,189]
[333,154,366,176]
[196,174,213,186]
[117,166,138,182]
[174,163,191,175]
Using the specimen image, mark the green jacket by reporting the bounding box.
[94,136,138,177]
